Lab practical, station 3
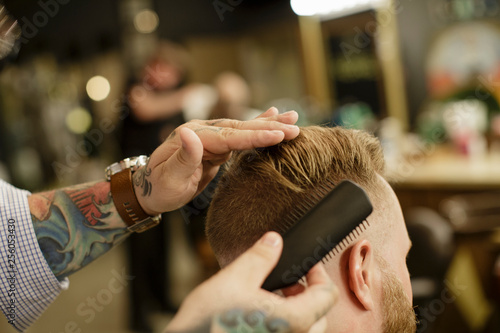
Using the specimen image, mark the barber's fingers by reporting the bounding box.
[202,117,298,140]
[305,262,335,287]
[255,107,299,126]
[161,127,203,181]
[307,317,328,333]
[255,106,279,119]
[196,128,289,155]
[192,163,221,198]
[187,111,299,142]
[276,264,338,331]
[268,110,299,126]
[281,282,306,297]
[153,109,299,162]
[224,232,283,287]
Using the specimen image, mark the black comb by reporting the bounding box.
[261,180,373,291]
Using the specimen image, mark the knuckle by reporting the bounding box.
[219,127,236,139]
[183,119,203,130]
[175,150,190,166]
[218,118,241,129]
[231,119,244,129]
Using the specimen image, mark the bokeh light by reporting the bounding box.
[134,9,159,34]
[291,0,385,16]
[86,75,111,101]
[66,107,93,134]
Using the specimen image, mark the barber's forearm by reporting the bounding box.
[28,181,130,279]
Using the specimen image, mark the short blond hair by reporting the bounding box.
[206,126,386,266]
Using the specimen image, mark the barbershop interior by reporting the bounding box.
[0,0,500,332]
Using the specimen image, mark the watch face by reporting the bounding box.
[426,21,500,99]
[105,155,148,180]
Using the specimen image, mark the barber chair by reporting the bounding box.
[405,207,455,332]
[441,192,500,333]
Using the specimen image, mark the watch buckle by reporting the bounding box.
[127,216,161,233]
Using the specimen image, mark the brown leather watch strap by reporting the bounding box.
[110,168,151,228]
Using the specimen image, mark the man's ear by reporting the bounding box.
[347,239,375,311]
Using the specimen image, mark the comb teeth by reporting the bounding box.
[321,219,371,263]
[262,180,373,292]
[280,178,337,232]
[281,178,365,266]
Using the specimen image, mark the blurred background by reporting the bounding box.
[0,0,500,332]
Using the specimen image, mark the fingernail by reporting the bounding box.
[260,232,281,247]
[282,110,295,115]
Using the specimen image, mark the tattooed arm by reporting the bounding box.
[0,109,300,332]
[28,181,129,279]
[28,108,300,279]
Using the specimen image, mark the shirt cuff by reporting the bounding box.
[0,180,68,332]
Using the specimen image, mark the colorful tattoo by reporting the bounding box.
[29,181,130,279]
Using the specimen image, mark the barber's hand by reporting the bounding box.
[134,107,300,215]
[165,232,338,333]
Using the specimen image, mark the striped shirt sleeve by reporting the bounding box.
[0,179,68,332]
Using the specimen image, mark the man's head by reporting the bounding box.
[206,126,416,332]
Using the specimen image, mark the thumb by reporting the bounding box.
[307,317,328,333]
[224,232,283,288]
[163,127,203,180]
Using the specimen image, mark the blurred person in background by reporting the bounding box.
[119,40,202,157]
[118,40,204,331]
[208,71,261,121]
[184,70,263,280]
[118,42,263,331]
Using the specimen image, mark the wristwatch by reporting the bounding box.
[105,156,161,233]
